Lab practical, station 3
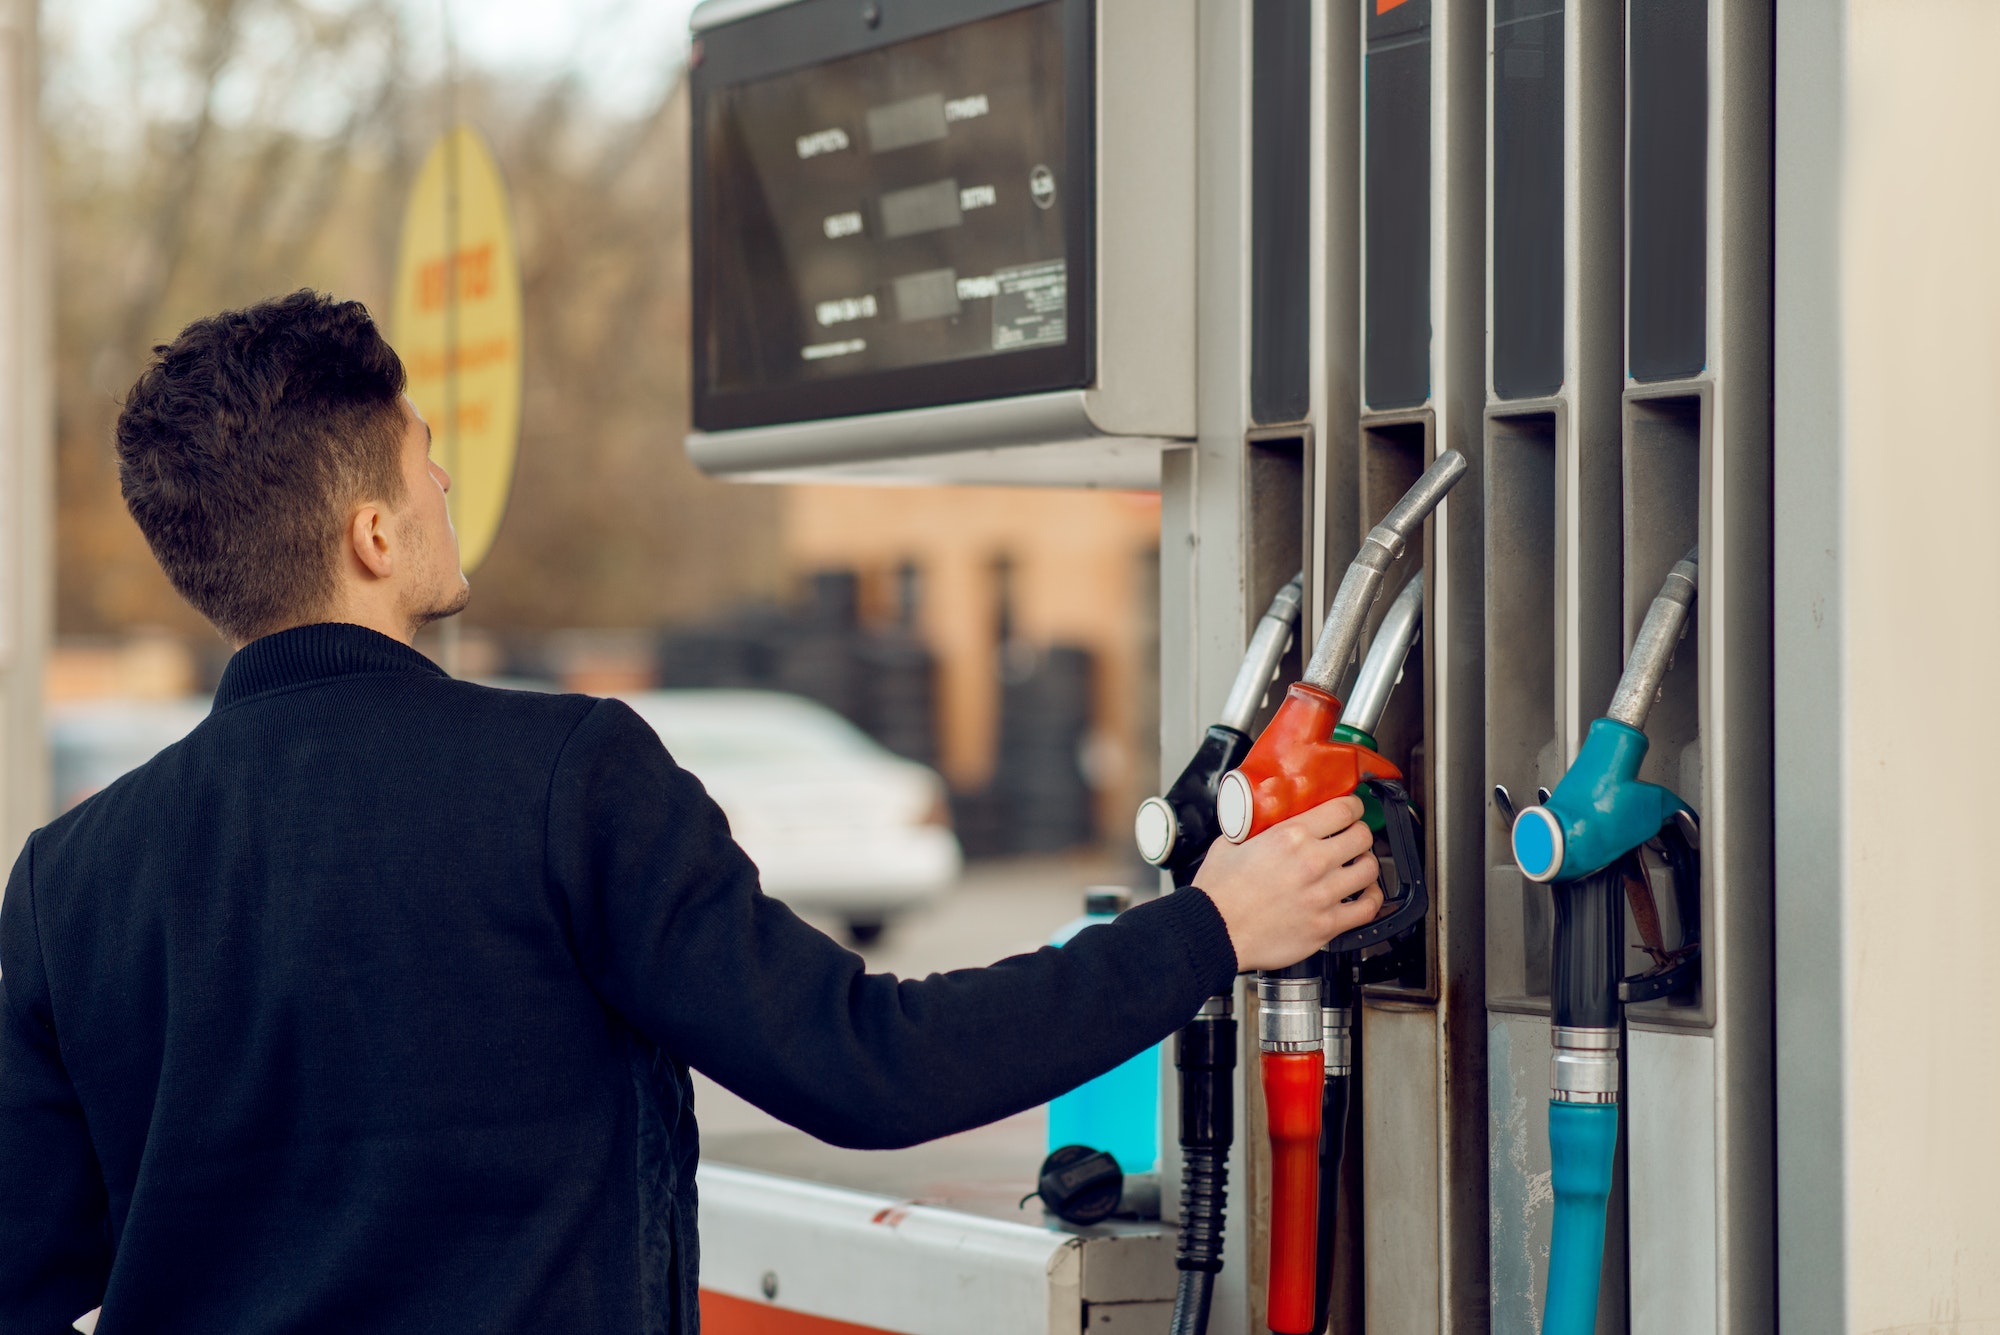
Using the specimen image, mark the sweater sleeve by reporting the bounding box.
[0,836,112,1333]
[546,699,1238,1150]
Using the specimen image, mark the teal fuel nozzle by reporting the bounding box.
[1510,718,1690,883]
[1511,551,1698,882]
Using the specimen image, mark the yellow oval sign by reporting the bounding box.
[390,125,523,575]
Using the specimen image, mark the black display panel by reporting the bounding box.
[1250,0,1311,426]
[1364,0,1433,412]
[692,0,1093,432]
[1493,0,1565,401]
[1628,0,1707,383]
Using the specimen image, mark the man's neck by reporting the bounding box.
[251,601,412,651]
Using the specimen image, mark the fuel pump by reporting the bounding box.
[1135,574,1305,1335]
[1505,551,1703,1335]
[1213,450,1469,1335]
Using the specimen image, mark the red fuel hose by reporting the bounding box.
[1262,1049,1326,1334]
[1224,685,1398,1335]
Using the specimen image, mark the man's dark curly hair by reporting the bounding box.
[116,290,410,644]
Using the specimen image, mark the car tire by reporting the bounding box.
[845,918,886,947]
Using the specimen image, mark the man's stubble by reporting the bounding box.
[400,509,472,630]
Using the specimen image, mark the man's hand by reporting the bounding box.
[1193,794,1382,973]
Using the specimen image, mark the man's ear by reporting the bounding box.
[346,504,394,580]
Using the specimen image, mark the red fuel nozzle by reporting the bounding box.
[1216,683,1402,843]
[1262,1049,1326,1334]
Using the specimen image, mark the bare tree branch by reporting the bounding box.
[119,0,246,352]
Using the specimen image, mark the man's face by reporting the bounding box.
[395,397,471,627]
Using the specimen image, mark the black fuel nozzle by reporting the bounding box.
[1135,574,1303,887]
[1151,578,1298,1335]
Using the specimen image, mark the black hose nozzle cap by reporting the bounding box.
[1032,1145,1125,1225]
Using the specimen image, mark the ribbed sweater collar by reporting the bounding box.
[214,622,447,708]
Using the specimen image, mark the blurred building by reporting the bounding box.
[781,484,1161,853]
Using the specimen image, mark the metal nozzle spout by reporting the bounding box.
[1218,573,1305,734]
[1303,451,1467,693]
[1605,548,1699,731]
[1338,572,1423,739]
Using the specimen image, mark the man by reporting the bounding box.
[0,291,1382,1333]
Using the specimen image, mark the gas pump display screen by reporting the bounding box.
[692,0,1092,432]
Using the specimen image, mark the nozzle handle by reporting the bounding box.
[1218,574,1305,734]
[1304,451,1467,694]
[1214,684,1402,844]
[1605,549,1698,731]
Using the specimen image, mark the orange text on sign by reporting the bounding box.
[407,336,515,381]
[427,400,492,435]
[418,242,496,311]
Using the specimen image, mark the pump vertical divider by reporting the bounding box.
[1483,0,1627,1329]
[1299,4,1365,1331]
[1618,1,1773,1331]
[1346,0,1493,1328]
[1231,2,1325,1328]
[1239,433,1311,1300]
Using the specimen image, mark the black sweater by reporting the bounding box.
[0,624,1238,1335]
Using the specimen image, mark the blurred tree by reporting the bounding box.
[43,0,785,641]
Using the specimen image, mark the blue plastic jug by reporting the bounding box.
[1044,886,1161,1174]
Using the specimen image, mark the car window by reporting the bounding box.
[626,696,883,768]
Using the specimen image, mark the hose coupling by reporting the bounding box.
[1321,1006,1354,1077]
[1551,1026,1621,1104]
[1258,975,1322,1052]
[1174,1146,1230,1273]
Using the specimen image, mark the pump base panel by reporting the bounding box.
[698,1125,1177,1334]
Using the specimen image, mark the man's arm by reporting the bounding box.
[546,699,1241,1150]
[0,837,112,1331]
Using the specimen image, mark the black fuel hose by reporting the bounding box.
[1168,1000,1235,1335]
[1308,1073,1351,1333]
[1170,1270,1215,1335]
[1309,954,1356,1335]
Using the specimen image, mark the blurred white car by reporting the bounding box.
[49,697,214,814]
[48,688,959,944]
[618,689,962,944]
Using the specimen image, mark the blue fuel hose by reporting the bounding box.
[1543,1101,1619,1335]
[1519,552,1701,1335]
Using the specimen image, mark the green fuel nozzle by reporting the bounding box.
[1333,572,1424,832]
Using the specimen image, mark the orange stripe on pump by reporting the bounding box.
[1377,0,1411,12]
[701,1290,897,1335]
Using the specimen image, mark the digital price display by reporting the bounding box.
[692,0,1093,432]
